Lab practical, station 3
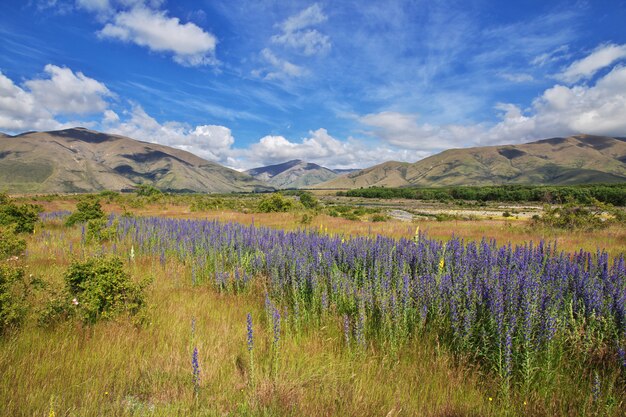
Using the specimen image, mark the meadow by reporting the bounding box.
[1,192,626,416]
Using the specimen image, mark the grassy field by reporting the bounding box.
[2,194,626,416]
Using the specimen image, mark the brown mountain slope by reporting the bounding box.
[245,159,341,188]
[0,127,271,193]
[316,135,626,189]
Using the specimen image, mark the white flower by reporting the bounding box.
[72,298,79,306]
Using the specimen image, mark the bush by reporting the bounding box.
[0,227,26,259]
[65,198,105,227]
[0,262,34,333]
[533,199,624,230]
[298,192,319,209]
[64,256,145,324]
[300,213,313,225]
[371,214,388,222]
[257,193,296,213]
[135,184,162,197]
[85,218,118,243]
[0,193,41,233]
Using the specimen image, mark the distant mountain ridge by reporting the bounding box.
[246,159,353,188]
[315,135,626,189]
[0,127,271,193]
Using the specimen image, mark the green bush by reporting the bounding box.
[371,214,388,222]
[64,256,146,324]
[135,184,163,197]
[533,199,624,230]
[0,193,41,233]
[85,218,118,243]
[65,198,105,227]
[257,193,296,213]
[0,227,26,259]
[298,192,319,209]
[300,213,314,225]
[0,262,27,333]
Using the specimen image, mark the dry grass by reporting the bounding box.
[4,198,623,415]
[0,226,507,416]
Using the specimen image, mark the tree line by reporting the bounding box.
[339,183,626,206]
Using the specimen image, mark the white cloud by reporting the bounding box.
[0,72,58,131]
[98,7,217,66]
[258,48,307,80]
[110,105,235,163]
[558,43,626,83]
[359,62,626,153]
[0,65,111,132]
[280,3,327,33]
[531,45,570,67]
[244,128,417,169]
[103,109,120,124]
[25,64,111,114]
[271,3,330,56]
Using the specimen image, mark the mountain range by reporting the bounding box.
[1,129,625,194]
[245,159,355,189]
[0,128,270,193]
[314,135,626,189]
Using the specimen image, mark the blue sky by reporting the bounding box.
[1,0,626,169]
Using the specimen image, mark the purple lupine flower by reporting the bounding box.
[192,346,200,394]
[246,313,254,352]
[592,372,601,402]
[272,308,281,346]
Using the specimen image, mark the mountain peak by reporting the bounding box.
[246,159,340,188]
[0,127,270,193]
[47,127,118,144]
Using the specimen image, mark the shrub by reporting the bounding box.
[135,184,162,197]
[85,218,118,243]
[371,214,388,222]
[0,262,29,333]
[533,199,625,230]
[64,256,145,324]
[257,194,296,213]
[300,213,313,225]
[65,198,105,227]
[0,193,41,233]
[298,192,318,209]
[0,227,26,259]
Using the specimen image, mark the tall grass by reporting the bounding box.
[2,212,625,415]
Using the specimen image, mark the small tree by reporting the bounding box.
[135,184,162,197]
[0,227,26,259]
[64,256,145,324]
[65,198,105,227]
[257,194,295,213]
[0,262,27,333]
[0,193,41,233]
[298,192,319,209]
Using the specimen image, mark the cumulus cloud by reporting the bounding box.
[109,105,236,164]
[25,64,111,114]
[558,43,626,83]
[360,61,626,153]
[99,7,217,66]
[244,128,417,169]
[271,3,330,56]
[0,65,111,132]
